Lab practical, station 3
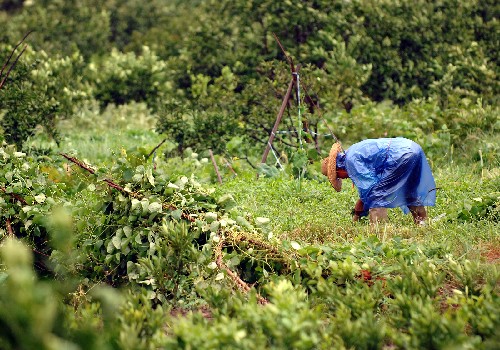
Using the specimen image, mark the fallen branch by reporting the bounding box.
[215,238,268,304]
[60,153,195,222]
[5,218,14,236]
[60,153,140,197]
[1,186,28,205]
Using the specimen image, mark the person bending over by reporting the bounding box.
[321,137,436,225]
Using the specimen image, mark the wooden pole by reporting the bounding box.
[222,157,237,177]
[209,149,223,184]
[259,77,294,166]
[146,138,167,159]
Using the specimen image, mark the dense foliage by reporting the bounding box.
[0,140,498,348]
[0,0,498,154]
[0,0,499,349]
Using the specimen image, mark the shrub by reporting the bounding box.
[0,45,89,148]
[0,48,58,148]
[89,47,173,110]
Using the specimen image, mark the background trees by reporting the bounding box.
[0,0,498,156]
[0,2,498,349]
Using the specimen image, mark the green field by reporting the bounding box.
[1,1,499,349]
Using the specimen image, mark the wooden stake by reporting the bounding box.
[146,138,167,159]
[259,34,302,174]
[259,77,294,167]
[209,149,223,184]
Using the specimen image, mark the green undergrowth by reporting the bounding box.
[0,140,499,349]
[1,103,499,350]
[217,163,499,258]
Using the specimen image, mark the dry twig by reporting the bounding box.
[0,30,32,90]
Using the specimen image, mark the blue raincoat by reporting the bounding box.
[336,138,436,217]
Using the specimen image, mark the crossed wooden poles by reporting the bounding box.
[258,34,302,175]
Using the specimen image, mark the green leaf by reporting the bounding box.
[146,168,155,186]
[291,149,308,169]
[123,169,134,181]
[171,209,182,220]
[257,163,280,178]
[112,236,121,250]
[209,221,220,233]
[217,194,237,210]
[255,217,270,226]
[135,233,142,244]
[34,194,46,204]
[148,202,162,213]
[123,226,132,237]
[131,198,141,211]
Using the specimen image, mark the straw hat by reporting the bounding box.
[321,142,342,192]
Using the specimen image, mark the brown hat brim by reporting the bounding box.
[321,142,342,192]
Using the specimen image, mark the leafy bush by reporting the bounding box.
[0,0,112,59]
[320,97,499,165]
[0,49,57,148]
[0,45,89,148]
[0,237,122,350]
[165,280,330,349]
[88,47,173,110]
[28,49,91,119]
[456,193,499,222]
[0,145,63,272]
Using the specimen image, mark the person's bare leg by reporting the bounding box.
[353,199,364,222]
[369,208,388,224]
[409,205,427,225]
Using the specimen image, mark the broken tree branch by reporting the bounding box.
[59,153,139,198]
[59,153,195,222]
[1,186,28,205]
[215,238,268,304]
